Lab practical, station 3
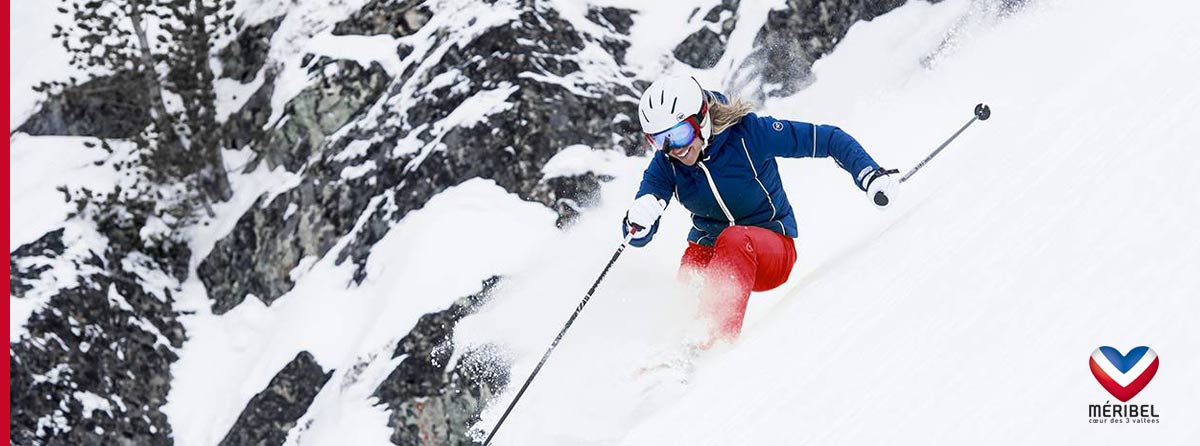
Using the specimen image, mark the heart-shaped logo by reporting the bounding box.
[1089,346,1159,402]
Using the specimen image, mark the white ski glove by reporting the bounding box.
[862,167,900,209]
[626,194,666,237]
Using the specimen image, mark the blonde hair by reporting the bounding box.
[709,95,756,135]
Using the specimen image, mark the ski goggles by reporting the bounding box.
[644,102,708,151]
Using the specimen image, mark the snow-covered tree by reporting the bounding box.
[49,0,236,208]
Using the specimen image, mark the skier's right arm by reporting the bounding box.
[747,114,882,190]
[623,153,675,247]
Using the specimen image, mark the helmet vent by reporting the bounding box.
[670,97,678,113]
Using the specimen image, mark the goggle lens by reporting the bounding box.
[647,120,697,151]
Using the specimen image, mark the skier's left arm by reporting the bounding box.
[749,114,899,208]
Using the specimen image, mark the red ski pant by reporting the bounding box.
[678,225,797,345]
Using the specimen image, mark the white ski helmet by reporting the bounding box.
[638,74,712,147]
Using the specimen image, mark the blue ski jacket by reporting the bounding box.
[625,91,882,247]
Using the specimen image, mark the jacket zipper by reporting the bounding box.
[696,161,736,226]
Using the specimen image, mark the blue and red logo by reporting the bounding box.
[1089,346,1159,402]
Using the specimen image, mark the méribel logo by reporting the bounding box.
[1089,346,1159,402]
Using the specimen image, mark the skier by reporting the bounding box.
[623,74,898,348]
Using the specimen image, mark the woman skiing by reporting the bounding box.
[623,74,898,347]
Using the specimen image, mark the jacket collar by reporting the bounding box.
[704,127,732,161]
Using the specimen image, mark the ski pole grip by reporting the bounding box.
[873,191,889,207]
[975,103,991,120]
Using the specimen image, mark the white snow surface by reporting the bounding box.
[9,0,76,131]
[8,135,134,248]
[541,144,626,179]
[165,178,559,446]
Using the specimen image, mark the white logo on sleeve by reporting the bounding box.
[772,121,784,131]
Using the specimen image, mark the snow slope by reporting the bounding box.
[8,0,75,131]
[459,0,1200,444]
[165,177,561,446]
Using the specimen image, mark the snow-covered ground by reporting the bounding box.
[165,176,563,445]
[8,0,75,131]
[458,0,1200,444]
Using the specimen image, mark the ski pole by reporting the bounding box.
[899,103,991,184]
[482,232,637,446]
